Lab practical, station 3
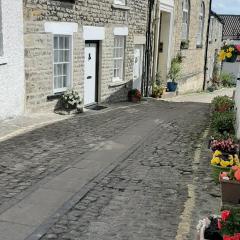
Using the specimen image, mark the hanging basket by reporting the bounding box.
[211,164,231,183]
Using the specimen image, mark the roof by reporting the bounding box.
[219,15,240,39]
[210,11,224,24]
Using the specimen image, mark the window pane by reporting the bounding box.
[63,76,68,88]
[54,50,59,63]
[64,50,70,62]
[59,37,64,49]
[65,37,70,49]
[59,50,64,62]
[63,63,68,76]
[54,37,58,49]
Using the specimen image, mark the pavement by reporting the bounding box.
[0,88,234,240]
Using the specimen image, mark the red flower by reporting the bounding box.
[236,45,240,54]
[234,169,240,181]
[221,210,231,221]
[223,235,234,240]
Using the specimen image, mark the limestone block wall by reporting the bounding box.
[0,0,25,119]
[23,0,148,111]
[172,0,210,93]
[206,16,223,86]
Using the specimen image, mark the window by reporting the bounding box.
[181,0,190,41]
[53,35,72,93]
[113,36,125,82]
[0,0,3,56]
[209,17,214,43]
[114,0,126,6]
[196,2,205,47]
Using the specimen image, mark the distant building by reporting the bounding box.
[0,0,25,119]
[23,0,148,112]
[219,15,240,41]
[206,11,223,86]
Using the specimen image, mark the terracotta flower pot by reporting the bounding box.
[221,179,240,205]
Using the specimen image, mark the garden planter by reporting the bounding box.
[129,96,141,103]
[225,55,238,63]
[221,180,240,204]
[167,82,178,92]
[211,165,231,183]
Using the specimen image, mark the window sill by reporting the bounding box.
[47,92,64,101]
[196,45,203,49]
[109,81,127,87]
[0,57,7,66]
[112,4,130,11]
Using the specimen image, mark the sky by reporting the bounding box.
[212,0,240,14]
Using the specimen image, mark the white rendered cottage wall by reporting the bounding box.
[0,0,25,119]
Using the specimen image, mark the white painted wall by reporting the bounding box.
[0,0,25,119]
[236,80,240,139]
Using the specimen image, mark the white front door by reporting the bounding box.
[84,43,97,106]
[133,45,144,91]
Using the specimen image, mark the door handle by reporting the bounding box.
[87,76,92,79]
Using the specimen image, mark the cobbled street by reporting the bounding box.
[0,100,221,240]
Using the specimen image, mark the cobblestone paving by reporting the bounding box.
[36,100,213,240]
[0,101,200,211]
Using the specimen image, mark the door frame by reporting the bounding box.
[85,40,100,104]
[133,44,144,91]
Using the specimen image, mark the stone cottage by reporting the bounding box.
[23,0,148,112]
[0,0,25,119]
[151,0,213,94]
[205,11,223,88]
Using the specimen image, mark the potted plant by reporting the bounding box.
[167,54,182,92]
[219,43,239,63]
[218,210,240,239]
[210,150,239,183]
[211,96,235,113]
[220,165,240,204]
[128,89,141,102]
[61,89,83,113]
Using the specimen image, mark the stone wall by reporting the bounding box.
[172,0,210,94]
[0,0,25,119]
[206,15,223,87]
[23,0,148,112]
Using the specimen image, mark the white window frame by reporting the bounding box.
[53,35,72,93]
[209,16,214,43]
[196,2,205,46]
[113,36,125,82]
[114,0,126,6]
[181,0,190,41]
[44,22,77,94]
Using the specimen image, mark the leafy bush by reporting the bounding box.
[61,89,82,110]
[220,72,236,88]
[168,55,182,83]
[152,84,164,98]
[211,96,234,112]
[211,111,235,134]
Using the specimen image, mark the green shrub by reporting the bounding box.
[220,72,236,87]
[211,111,235,134]
[152,84,164,98]
[211,95,234,112]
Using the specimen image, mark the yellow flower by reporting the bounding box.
[226,52,232,58]
[213,150,222,157]
[234,154,240,165]
[220,160,230,168]
[219,50,226,61]
[211,157,221,165]
[229,47,234,52]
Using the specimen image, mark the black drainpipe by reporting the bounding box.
[203,0,213,90]
[144,0,154,97]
